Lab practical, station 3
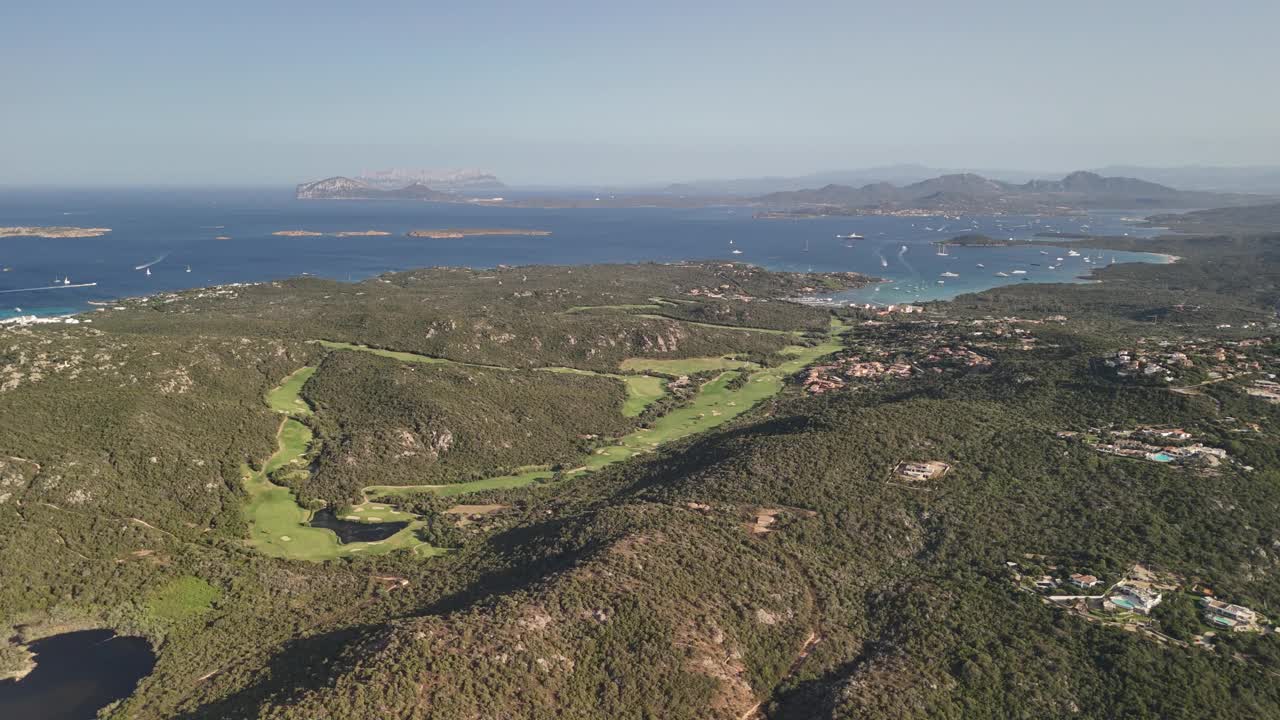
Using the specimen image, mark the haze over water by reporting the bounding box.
[0,189,1168,319]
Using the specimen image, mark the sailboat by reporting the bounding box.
[185,265,192,273]
[62,276,71,285]
[145,267,151,276]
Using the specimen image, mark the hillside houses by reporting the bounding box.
[1104,583,1164,615]
[1070,426,1232,468]
[1201,597,1267,632]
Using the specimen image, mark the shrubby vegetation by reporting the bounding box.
[298,349,634,504]
[2,233,1280,718]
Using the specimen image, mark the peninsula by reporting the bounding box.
[0,226,112,239]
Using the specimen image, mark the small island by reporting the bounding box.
[406,228,552,239]
[271,230,393,237]
[0,226,112,239]
[938,233,1037,247]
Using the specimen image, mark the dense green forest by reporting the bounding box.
[2,234,1280,719]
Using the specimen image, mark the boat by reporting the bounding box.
[940,271,959,278]
[1068,250,1081,257]
[62,277,71,285]
[1011,270,1027,275]
[145,267,151,276]
[186,265,192,272]
[976,263,985,268]
[900,245,908,252]
[1040,251,1048,255]
[835,233,863,240]
[936,280,945,284]
[995,272,1009,277]
[731,249,743,255]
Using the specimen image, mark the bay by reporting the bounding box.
[0,188,1168,319]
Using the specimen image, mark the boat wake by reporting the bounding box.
[134,254,167,271]
[0,282,98,294]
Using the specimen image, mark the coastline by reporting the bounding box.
[0,644,35,683]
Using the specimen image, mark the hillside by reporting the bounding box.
[1145,202,1280,234]
[3,222,1280,719]
[754,171,1269,215]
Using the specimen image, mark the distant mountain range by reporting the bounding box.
[296,177,459,201]
[752,171,1268,215]
[671,164,1280,196]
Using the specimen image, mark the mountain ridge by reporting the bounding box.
[754,171,1268,213]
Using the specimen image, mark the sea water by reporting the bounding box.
[0,188,1170,318]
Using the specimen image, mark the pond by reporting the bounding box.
[0,629,155,719]
[308,509,408,543]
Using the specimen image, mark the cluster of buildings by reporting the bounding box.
[893,460,951,482]
[801,319,1034,394]
[844,303,925,315]
[1103,583,1164,615]
[1014,560,1273,643]
[1200,597,1267,632]
[1098,348,1193,382]
[1099,335,1277,389]
[0,314,89,327]
[683,285,756,302]
[1246,379,1280,404]
[803,358,914,393]
[1062,426,1231,468]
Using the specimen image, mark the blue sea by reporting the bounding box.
[0,188,1169,319]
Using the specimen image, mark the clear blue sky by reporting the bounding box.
[2,0,1277,186]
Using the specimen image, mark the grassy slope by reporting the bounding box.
[266,367,316,415]
[364,327,847,497]
[243,377,444,561]
[319,340,667,418]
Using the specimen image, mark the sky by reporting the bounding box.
[2,0,1278,186]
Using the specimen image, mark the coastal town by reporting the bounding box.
[802,314,1044,393]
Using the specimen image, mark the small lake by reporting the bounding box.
[0,629,154,719]
[308,509,408,543]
